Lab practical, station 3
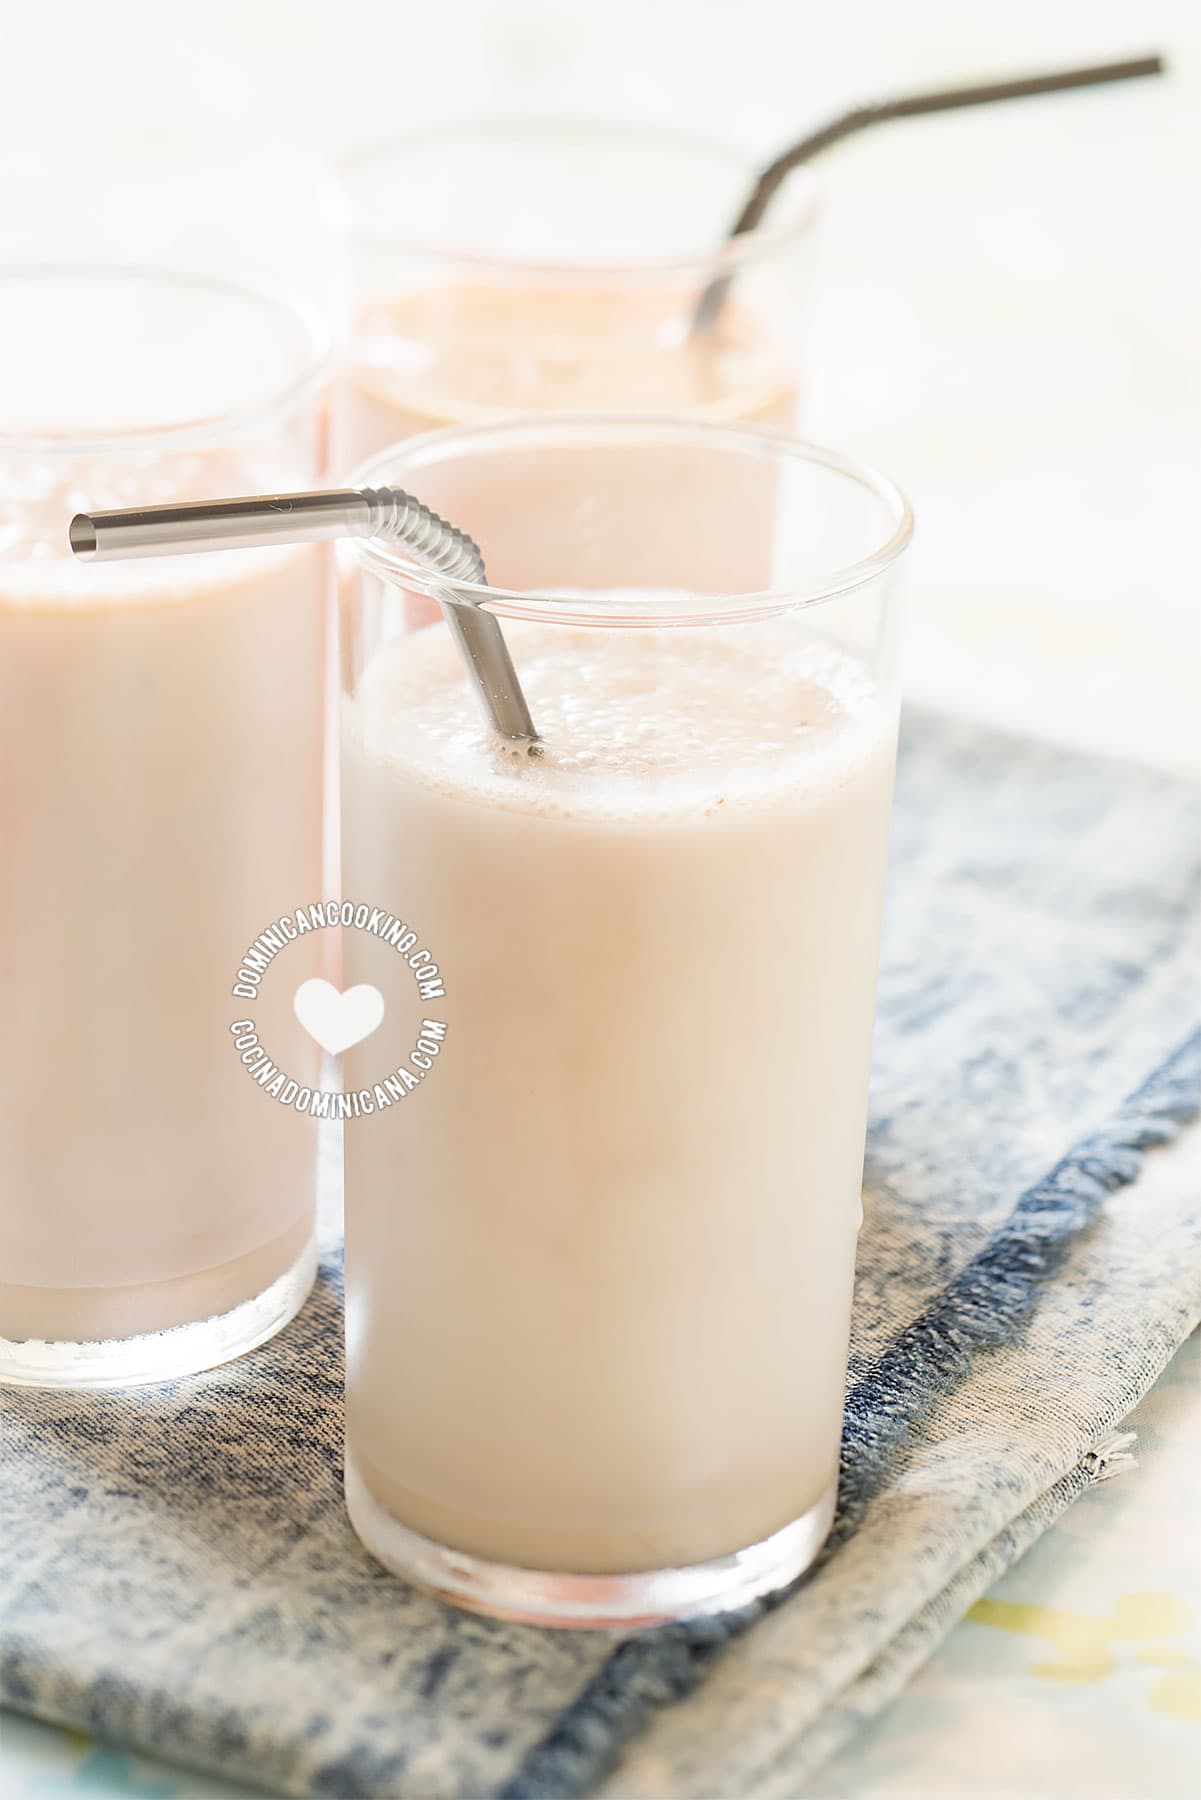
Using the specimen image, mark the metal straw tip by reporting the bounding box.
[68,515,98,559]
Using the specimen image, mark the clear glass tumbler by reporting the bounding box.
[0,264,331,1386]
[337,120,818,467]
[338,414,911,1626]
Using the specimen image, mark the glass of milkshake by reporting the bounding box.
[0,264,331,1386]
[339,413,911,1626]
[337,120,818,468]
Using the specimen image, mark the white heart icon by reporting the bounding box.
[293,978,385,1056]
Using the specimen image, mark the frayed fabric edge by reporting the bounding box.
[1082,1428,1139,1483]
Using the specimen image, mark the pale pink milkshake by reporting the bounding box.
[338,121,817,469]
[338,419,910,1626]
[343,283,800,465]
[0,267,330,1386]
[343,619,896,1576]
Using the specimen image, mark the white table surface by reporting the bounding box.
[1,1,1197,1793]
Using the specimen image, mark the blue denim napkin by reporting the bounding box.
[2,710,1198,1799]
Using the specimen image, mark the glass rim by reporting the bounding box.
[0,259,332,455]
[348,414,914,625]
[339,117,819,279]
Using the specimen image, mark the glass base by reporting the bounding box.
[0,1235,317,1390]
[344,1452,837,1629]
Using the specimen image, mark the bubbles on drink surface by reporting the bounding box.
[346,598,896,820]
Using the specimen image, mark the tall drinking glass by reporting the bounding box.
[338,415,910,1626]
[337,121,818,467]
[0,264,331,1386]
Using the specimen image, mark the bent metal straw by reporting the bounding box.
[69,486,540,750]
[692,54,1165,334]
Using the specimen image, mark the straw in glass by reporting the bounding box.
[692,54,1165,334]
[69,486,540,750]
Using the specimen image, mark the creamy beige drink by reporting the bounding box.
[340,119,817,475]
[341,612,897,1578]
[0,534,325,1358]
[342,283,799,465]
[0,266,329,1384]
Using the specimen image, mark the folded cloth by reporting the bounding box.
[2,711,1198,1800]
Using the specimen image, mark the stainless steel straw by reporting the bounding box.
[691,54,1165,335]
[69,486,540,749]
